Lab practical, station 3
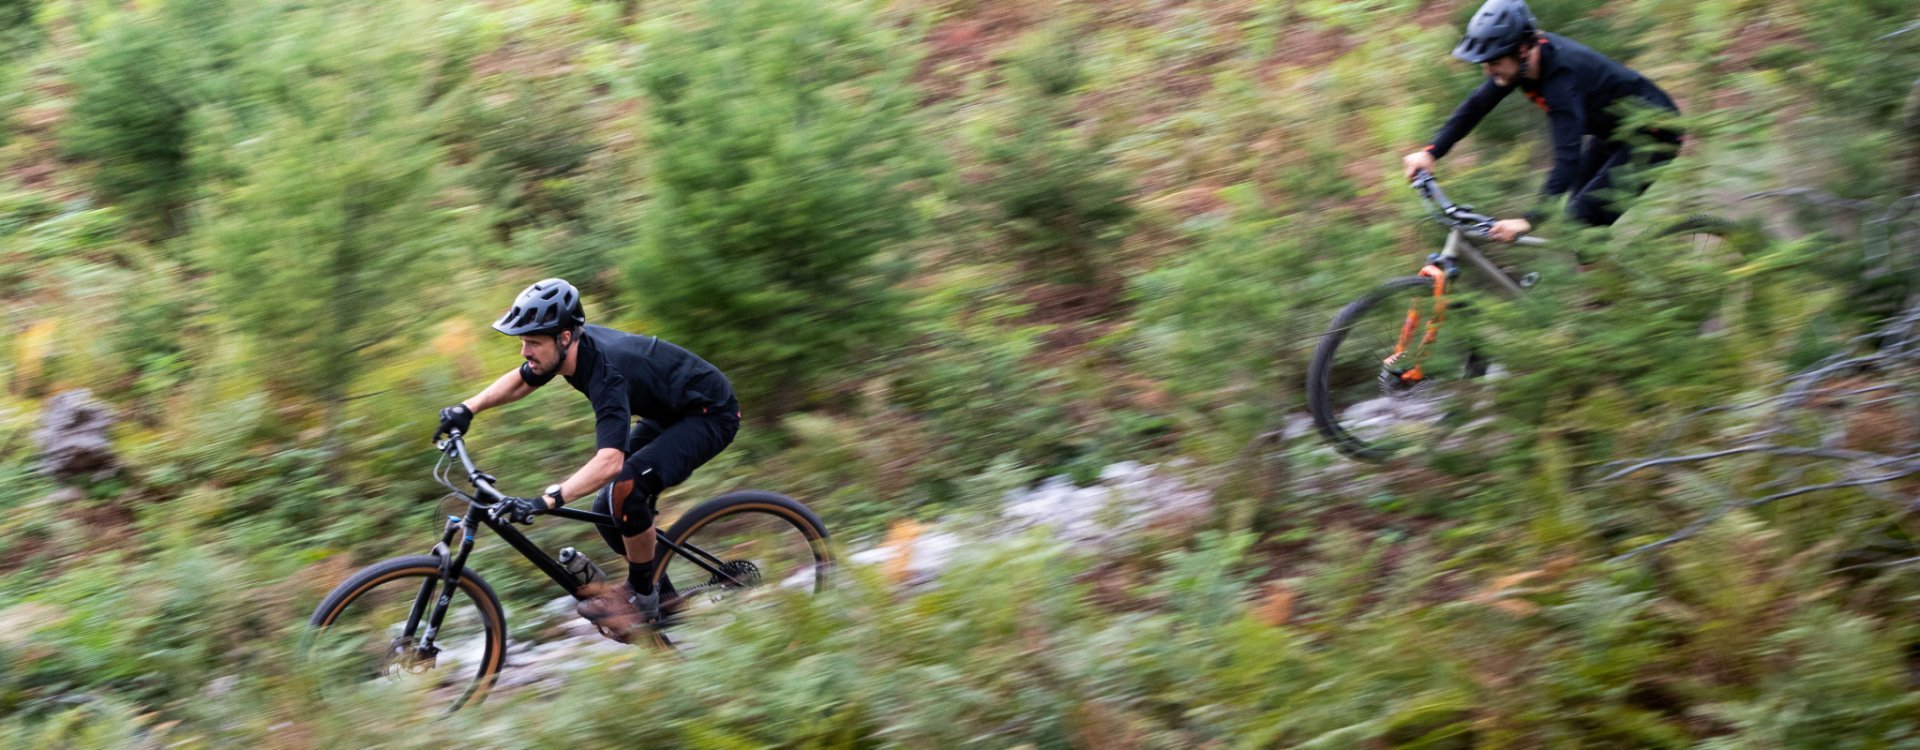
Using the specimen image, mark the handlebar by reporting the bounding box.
[1410,169,1499,237]
[433,430,506,506]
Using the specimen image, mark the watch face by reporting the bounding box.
[545,484,564,500]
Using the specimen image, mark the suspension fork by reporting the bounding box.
[400,516,464,643]
[1387,255,1456,382]
[411,505,484,656]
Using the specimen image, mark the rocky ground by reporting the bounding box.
[480,460,1218,695]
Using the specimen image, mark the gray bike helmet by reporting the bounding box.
[492,278,586,336]
[1452,0,1538,64]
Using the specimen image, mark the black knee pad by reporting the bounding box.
[610,462,664,536]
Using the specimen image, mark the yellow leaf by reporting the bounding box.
[13,319,55,391]
[1492,598,1540,617]
[431,317,483,379]
[1485,570,1544,593]
[1255,581,1297,626]
[882,519,922,585]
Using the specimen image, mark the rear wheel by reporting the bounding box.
[649,491,832,650]
[306,555,507,713]
[1652,214,1761,266]
[1307,275,1487,461]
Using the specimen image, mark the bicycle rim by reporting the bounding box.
[307,560,505,713]
[1309,275,1485,460]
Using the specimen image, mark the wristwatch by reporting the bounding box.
[542,484,566,509]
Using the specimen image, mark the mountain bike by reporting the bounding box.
[305,430,832,712]
[1305,170,1747,461]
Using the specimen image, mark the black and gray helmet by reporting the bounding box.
[492,278,586,336]
[1452,0,1538,64]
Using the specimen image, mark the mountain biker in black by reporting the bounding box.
[436,278,740,640]
[1402,0,1682,242]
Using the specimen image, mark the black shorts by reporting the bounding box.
[591,399,740,537]
[622,401,741,490]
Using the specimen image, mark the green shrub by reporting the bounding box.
[194,9,476,433]
[61,17,195,236]
[887,267,1078,491]
[628,0,936,416]
[1132,192,1375,441]
[972,96,1136,284]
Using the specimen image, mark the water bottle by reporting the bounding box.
[557,547,605,589]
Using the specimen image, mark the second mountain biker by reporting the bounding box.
[1401,0,1684,242]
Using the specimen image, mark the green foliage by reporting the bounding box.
[1133,193,1373,421]
[887,267,1077,487]
[1795,0,1920,122]
[973,34,1134,284]
[194,8,473,421]
[0,697,147,748]
[0,0,36,51]
[630,0,934,415]
[445,78,597,232]
[1700,607,1920,748]
[61,14,195,235]
[972,97,1135,283]
[441,71,637,291]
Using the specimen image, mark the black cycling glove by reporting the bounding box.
[437,404,474,438]
[490,496,547,525]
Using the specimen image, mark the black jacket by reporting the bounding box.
[520,325,736,454]
[1427,33,1678,207]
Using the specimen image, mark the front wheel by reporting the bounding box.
[649,490,832,650]
[306,555,508,713]
[1307,275,1487,461]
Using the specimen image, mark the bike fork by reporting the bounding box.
[1387,260,1454,382]
[404,510,480,660]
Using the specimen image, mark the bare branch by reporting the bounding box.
[1599,445,1900,481]
[1742,467,1920,507]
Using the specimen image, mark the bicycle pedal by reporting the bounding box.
[1519,272,1540,288]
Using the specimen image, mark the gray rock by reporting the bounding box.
[1281,414,1316,441]
[32,390,117,483]
[201,675,240,700]
[1002,461,1212,544]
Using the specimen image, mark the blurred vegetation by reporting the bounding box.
[2,0,1920,745]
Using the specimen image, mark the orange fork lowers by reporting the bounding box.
[1385,265,1450,384]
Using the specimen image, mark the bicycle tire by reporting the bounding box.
[649,490,832,649]
[1649,214,1760,264]
[307,555,508,712]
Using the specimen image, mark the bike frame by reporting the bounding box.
[400,432,750,659]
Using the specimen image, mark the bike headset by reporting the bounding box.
[1453,0,1539,80]
[492,278,588,370]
